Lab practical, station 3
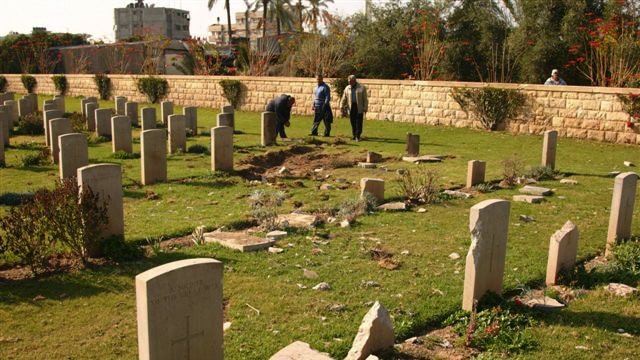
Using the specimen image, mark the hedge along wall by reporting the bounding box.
[3,74,639,144]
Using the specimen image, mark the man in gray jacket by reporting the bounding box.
[340,75,368,141]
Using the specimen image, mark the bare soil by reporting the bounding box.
[394,327,480,359]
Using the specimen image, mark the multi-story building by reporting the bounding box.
[114,1,190,41]
[208,11,278,49]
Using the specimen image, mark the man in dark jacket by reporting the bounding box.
[266,94,296,139]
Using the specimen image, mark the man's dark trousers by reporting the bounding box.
[311,107,332,136]
[349,105,363,140]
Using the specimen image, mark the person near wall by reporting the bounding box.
[310,74,333,136]
[544,69,567,85]
[266,94,296,139]
[340,75,368,141]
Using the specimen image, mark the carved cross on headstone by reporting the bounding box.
[171,316,204,360]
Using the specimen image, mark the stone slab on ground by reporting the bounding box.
[377,202,407,211]
[513,195,545,204]
[203,231,274,252]
[358,162,377,169]
[560,179,579,185]
[526,296,565,309]
[605,283,638,296]
[402,155,443,163]
[270,341,334,360]
[266,230,288,240]
[278,213,319,228]
[519,185,553,196]
[444,190,472,199]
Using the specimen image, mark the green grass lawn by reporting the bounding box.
[0,95,639,359]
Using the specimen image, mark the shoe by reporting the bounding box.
[355,137,360,142]
[323,134,330,137]
[309,133,318,136]
[351,137,356,140]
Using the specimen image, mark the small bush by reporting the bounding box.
[67,112,85,132]
[16,112,44,135]
[249,190,285,231]
[219,79,242,108]
[330,77,349,99]
[21,147,50,167]
[21,74,37,93]
[524,165,559,181]
[451,87,526,131]
[611,239,640,277]
[88,134,109,144]
[111,151,140,159]
[52,74,67,95]
[337,193,377,223]
[0,75,7,92]
[187,144,210,154]
[501,155,524,187]
[397,168,442,205]
[137,76,168,103]
[94,74,111,100]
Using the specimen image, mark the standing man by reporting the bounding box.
[266,94,296,139]
[544,69,567,85]
[310,74,333,136]
[340,75,368,141]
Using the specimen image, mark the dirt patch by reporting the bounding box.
[395,327,479,359]
[237,145,357,180]
[0,255,109,282]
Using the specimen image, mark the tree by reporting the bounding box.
[294,0,305,32]
[267,0,295,36]
[304,0,334,33]
[208,0,233,44]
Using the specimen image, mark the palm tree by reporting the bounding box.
[294,0,305,32]
[243,0,253,45]
[208,0,233,44]
[267,0,295,36]
[304,0,334,33]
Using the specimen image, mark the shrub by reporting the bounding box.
[88,134,109,144]
[331,77,349,99]
[451,87,526,131]
[618,93,640,124]
[94,74,111,100]
[111,151,140,159]
[248,190,285,231]
[501,155,524,187]
[337,193,377,223]
[21,147,50,167]
[187,144,210,154]
[524,165,559,181]
[136,76,168,103]
[52,74,67,95]
[219,79,242,108]
[0,75,7,92]
[21,74,37,93]
[397,168,442,205]
[16,112,44,135]
[611,239,640,277]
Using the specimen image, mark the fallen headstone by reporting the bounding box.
[270,341,334,360]
[444,190,472,199]
[367,152,382,163]
[605,283,638,296]
[402,155,442,163]
[278,213,318,228]
[513,195,545,204]
[560,179,579,185]
[203,231,274,252]
[526,296,565,309]
[358,162,377,169]
[519,185,553,196]
[377,202,407,211]
[266,230,288,240]
[345,301,394,360]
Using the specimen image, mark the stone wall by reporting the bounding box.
[3,74,639,144]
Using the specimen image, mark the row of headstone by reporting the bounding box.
[18,93,38,117]
[0,107,10,147]
[0,92,14,104]
[3,100,18,126]
[49,117,73,164]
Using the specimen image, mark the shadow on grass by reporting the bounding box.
[16,166,55,173]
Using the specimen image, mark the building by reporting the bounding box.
[114,1,190,41]
[208,11,278,49]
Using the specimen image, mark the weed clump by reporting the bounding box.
[16,113,44,135]
[500,155,524,187]
[337,193,377,223]
[187,144,210,154]
[524,165,559,181]
[397,168,442,205]
[249,190,285,231]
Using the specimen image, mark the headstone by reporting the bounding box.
[546,221,579,285]
[221,105,234,114]
[17,97,30,117]
[43,110,63,146]
[161,101,173,125]
[77,163,124,253]
[466,160,486,188]
[167,114,186,154]
[115,96,127,115]
[512,195,545,204]
[183,106,197,135]
[216,112,233,129]
[462,199,510,311]
[541,130,558,170]
[519,185,552,196]
[345,301,394,360]
[141,129,167,185]
[59,133,88,179]
[3,100,18,126]
[136,258,223,360]
[606,172,637,256]
[53,95,65,113]
[126,102,139,126]
[26,94,38,114]
[360,178,384,204]
[80,98,91,117]
[43,100,56,113]
[111,116,133,153]
[261,112,277,146]
[0,110,9,147]
[141,107,157,130]
[211,126,233,171]
[85,102,98,131]
[270,341,334,360]
[1,92,14,102]
[405,133,420,156]
[95,108,113,137]
[366,152,382,163]
[49,118,73,164]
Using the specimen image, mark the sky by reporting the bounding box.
[0,0,392,42]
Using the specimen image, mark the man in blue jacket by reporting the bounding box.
[266,94,296,139]
[310,74,333,136]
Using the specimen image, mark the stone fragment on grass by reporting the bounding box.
[358,162,377,169]
[448,252,460,260]
[377,202,407,211]
[402,155,442,163]
[345,301,394,360]
[526,296,565,309]
[278,213,319,228]
[269,341,334,360]
[444,190,472,199]
[605,283,638,296]
[266,230,288,240]
[312,282,331,291]
[268,247,284,254]
[513,195,545,203]
[303,269,318,279]
[340,220,351,228]
[624,161,635,167]
[203,231,274,252]
[320,183,335,190]
[519,215,535,222]
[560,179,579,185]
[519,185,553,196]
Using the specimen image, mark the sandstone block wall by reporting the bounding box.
[3,74,638,144]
